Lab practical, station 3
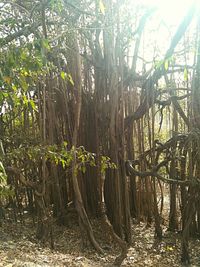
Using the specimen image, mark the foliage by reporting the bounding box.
[5,143,116,177]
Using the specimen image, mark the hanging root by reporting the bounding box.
[181,237,190,264]
[75,200,104,254]
[113,244,128,266]
[100,203,128,266]
[181,198,196,264]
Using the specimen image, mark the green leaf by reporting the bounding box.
[29,99,36,111]
[154,60,164,70]
[184,67,188,81]
[60,71,66,80]
[67,74,74,86]
[50,0,63,12]
[20,75,28,90]
[63,141,68,147]
[12,84,17,91]
[99,0,105,15]
[20,50,28,60]
[82,165,86,173]
[61,158,66,168]
[42,39,51,51]
[164,59,169,70]
[23,95,28,106]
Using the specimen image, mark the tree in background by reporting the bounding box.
[0,0,200,264]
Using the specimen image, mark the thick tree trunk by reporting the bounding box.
[70,35,103,253]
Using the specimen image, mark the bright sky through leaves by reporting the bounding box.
[141,0,196,23]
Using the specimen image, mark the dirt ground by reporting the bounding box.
[0,214,200,267]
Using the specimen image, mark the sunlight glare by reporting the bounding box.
[141,0,196,24]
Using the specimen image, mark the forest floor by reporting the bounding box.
[1,213,200,267]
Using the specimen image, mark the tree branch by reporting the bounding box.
[125,3,196,126]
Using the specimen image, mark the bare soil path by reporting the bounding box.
[1,217,200,267]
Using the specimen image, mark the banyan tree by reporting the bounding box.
[0,0,200,265]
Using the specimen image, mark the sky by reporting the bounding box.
[141,0,196,24]
[133,0,197,72]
